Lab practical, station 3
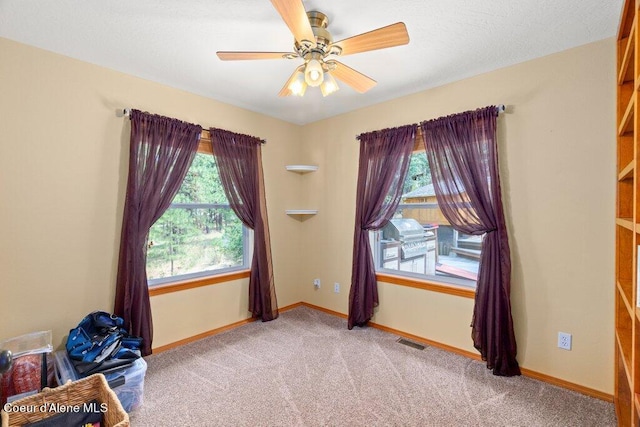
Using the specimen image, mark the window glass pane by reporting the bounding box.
[146,153,246,283]
[375,152,482,288]
[172,152,228,205]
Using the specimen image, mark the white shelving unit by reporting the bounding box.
[285,209,319,215]
[286,165,318,219]
[285,165,319,173]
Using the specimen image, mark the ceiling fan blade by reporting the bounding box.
[329,61,377,93]
[332,22,409,56]
[270,0,316,46]
[217,51,295,61]
[278,66,304,97]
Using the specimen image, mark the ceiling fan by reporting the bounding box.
[216,0,409,97]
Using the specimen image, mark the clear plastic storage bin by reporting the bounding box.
[53,351,146,412]
[0,331,54,406]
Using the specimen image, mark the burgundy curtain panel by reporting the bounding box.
[210,128,278,321]
[421,106,520,376]
[348,125,415,329]
[115,110,202,356]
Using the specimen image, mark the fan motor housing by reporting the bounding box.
[295,11,333,56]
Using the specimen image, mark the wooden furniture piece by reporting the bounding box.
[616,1,639,424]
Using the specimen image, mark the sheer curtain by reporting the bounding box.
[210,128,278,321]
[349,125,415,329]
[420,106,519,376]
[115,110,202,356]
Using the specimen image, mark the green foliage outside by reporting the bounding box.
[403,152,432,194]
[146,153,245,280]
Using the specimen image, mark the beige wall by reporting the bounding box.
[0,36,615,394]
[298,38,616,393]
[0,37,304,350]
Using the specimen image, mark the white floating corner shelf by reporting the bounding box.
[285,165,319,173]
[286,209,318,216]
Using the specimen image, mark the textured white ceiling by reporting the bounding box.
[0,0,623,125]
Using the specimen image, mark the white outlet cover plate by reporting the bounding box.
[558,332,572,350]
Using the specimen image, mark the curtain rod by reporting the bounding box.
[356,104,507,142]
[118,108,266,144]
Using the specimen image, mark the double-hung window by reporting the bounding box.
[372,151,483,289]
[146,152,250,285]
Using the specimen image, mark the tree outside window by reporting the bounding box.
[146,153,248,284]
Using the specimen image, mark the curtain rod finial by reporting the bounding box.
[116,108,131,118]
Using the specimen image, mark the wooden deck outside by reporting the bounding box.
[435,263,478,281]
[449,247,481,260]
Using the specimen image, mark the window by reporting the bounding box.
[146,153,250,285]
[373,151,483,289]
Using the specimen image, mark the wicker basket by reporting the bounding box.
[1,373,129,427]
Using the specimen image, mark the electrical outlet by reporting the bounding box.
[313,279,320,289]
[558,332,572,350]
[334,283,340,293]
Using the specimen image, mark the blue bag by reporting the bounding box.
[66,311,142,376]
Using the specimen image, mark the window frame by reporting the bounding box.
[146,131,252,291]
[371,138,479,294]
[147,222,252,287]
[371,230,478,290]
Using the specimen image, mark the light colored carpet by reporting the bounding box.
[130,306,616,426]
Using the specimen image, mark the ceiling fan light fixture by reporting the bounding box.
[288,69,307,96]
[218,3,408,98]
[304,59,324,87]
[320,71,339,97]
